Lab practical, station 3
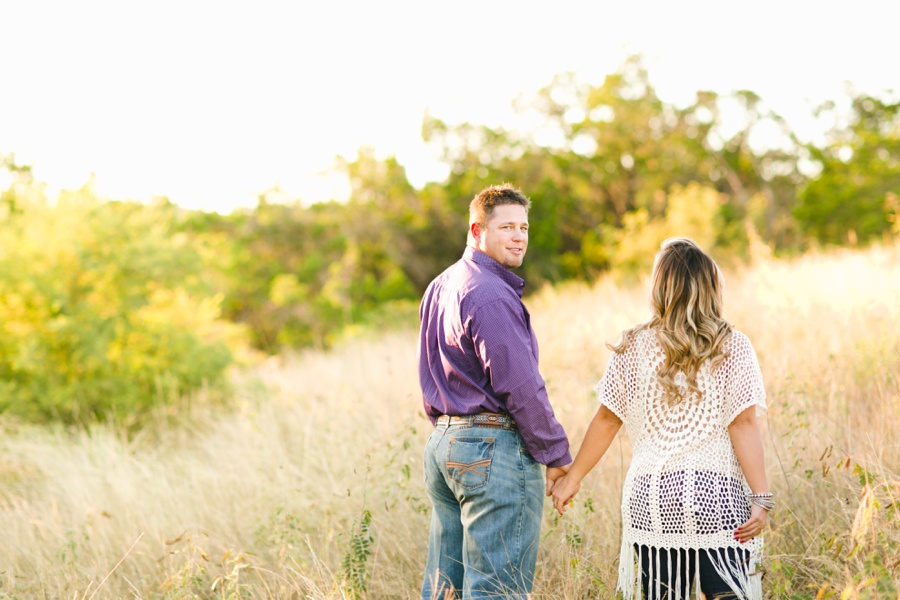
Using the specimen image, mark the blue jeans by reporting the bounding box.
[422,419,544,599]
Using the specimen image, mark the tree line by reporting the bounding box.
[1,56,898,423]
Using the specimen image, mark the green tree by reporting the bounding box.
[1,152,34,215]
[184,197,354,350]
[337,147,462,293]
[604,183,723,276]
[424,55,804,280]
[184,172,429,351]
[795,92,900,245]
[0,181,234,424]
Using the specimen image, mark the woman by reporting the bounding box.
[550,238,771,600]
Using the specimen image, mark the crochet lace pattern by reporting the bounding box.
[597,328,767,600]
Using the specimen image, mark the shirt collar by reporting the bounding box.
[463,246,526,298]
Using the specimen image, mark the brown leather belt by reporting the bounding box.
[436,412,517,430]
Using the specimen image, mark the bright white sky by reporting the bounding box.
[1,0,897,212]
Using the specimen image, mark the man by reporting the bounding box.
[417,183,573,598]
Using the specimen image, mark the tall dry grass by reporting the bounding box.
[1,243,899,599]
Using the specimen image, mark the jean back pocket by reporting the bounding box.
[447,436,495,490]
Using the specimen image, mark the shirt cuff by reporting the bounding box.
[544,449,573,468]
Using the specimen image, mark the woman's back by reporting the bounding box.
[602,329,763,454]
[597,327,767,596]
[551,238,771,600]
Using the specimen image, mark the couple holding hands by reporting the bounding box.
[417,185,770,600]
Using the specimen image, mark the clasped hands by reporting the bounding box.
[546,465,581,516]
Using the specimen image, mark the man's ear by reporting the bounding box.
[470,222,482,245]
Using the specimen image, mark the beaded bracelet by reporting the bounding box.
[747,492,775,511]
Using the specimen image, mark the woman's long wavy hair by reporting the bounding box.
[610,237,733,405]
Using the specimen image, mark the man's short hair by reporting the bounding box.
[469,184,531,227]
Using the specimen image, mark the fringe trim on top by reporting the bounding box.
[617,541,764,600]
[618,540,636,600]
[705,543,763,600]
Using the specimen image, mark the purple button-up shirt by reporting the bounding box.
[417,246,572,467]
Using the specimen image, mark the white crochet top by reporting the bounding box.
[597,328,767,600]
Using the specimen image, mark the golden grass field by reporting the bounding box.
[1,243,899,599]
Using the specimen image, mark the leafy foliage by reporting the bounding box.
[2,58,899,424]
[183,188,422,351]
[167,60,897,358]
[0,181,233,424]
[342,508,374,599]
[795,93,900,245]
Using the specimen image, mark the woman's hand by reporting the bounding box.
[550,474,581,516]
[734,504,768,543]
[547,405,622,516]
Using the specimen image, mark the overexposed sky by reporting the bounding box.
[1,0,897,212]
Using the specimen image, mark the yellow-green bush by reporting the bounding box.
[0,183,234,424]
[603,183,725,276]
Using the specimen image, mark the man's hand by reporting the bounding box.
[551,473,581,515]
[545,464,570,496]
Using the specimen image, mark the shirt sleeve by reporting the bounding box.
[595,348,628,421]
[724,331,767,426]
[470,297,572,467]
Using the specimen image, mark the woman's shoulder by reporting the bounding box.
[725,329,753,350]
[722,329,760,363]
[614,324,658,355]
[628,325,657,344]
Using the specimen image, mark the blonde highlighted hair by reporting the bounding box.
[610,237,733,405]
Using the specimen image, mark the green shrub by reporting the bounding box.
[603,183,725,277]
[0,183,235,424]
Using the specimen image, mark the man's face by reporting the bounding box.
[473,204,529,269]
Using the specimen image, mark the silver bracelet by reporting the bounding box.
[747,492,775,511]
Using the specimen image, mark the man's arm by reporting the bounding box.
[469,298,572,467]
